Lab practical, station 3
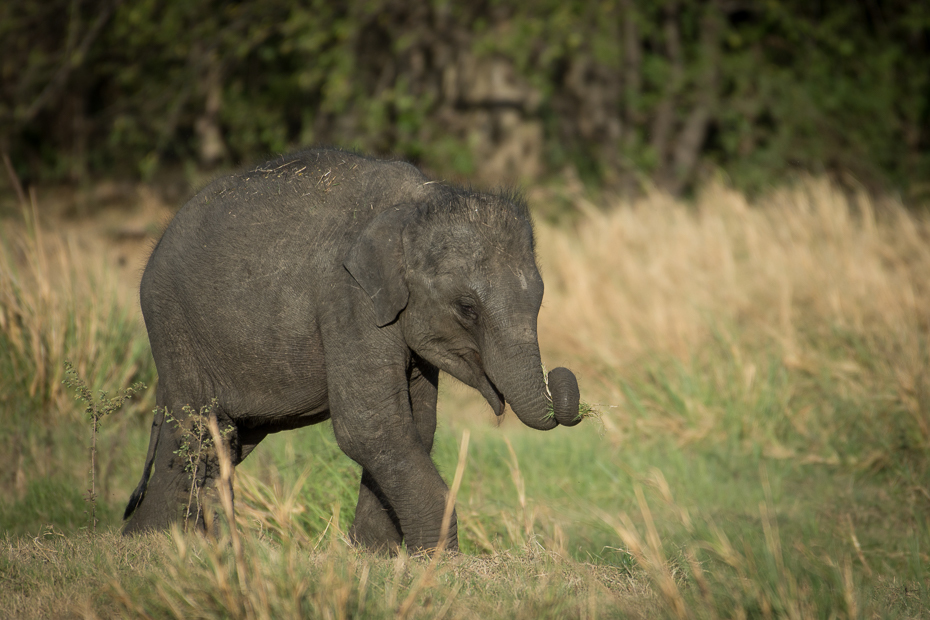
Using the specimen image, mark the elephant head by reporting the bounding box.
[344,188,581,430]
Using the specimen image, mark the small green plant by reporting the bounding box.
[62,360,145,532]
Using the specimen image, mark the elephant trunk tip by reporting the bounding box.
[547,367,583,427]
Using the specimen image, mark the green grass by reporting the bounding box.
[2,181,930,618]
[3,399,928,618]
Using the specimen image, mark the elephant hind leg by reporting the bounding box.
[123,395,237,535]
[122,415,198,535]
[124,405,166,521]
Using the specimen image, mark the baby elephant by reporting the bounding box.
[123,148,583,552]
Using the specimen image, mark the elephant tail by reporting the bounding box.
[123,406,165,520]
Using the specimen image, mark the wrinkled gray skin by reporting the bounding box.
[123,148,582,552]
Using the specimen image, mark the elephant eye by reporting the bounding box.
[456,299,479,322]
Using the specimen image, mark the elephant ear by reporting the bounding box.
[344,205,411,327]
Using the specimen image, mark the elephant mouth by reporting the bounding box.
[447,347,506,416]
[476,373,506,416]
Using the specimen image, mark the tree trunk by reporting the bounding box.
[650,1,683,191]
[620,0,643,196]
[668,2,722,196]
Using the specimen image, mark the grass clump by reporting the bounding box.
[542,398,600,425]
[541,363,602,425]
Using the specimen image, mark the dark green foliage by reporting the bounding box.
[1,1,928,196]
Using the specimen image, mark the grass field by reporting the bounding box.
[1,177,928,618]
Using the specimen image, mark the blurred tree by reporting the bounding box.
[1,0,927,198]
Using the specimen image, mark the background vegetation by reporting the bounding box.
[2,1,929,617]
[2,0,929,196]
[1,178,928,617]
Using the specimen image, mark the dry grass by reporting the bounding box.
[538,177,928,369]
[0,188,164,414]
[0,188,161,512]
[1,526,656,620]
[535,177,930,458]
[2,176,930,618]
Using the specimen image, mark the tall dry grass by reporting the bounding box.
[539,177,928,369]
[0,199,152,415]
[0,190,157,505]
[535,178,930,461]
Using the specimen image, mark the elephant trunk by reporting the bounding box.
[547,366,583,427]
[484,339,581,431]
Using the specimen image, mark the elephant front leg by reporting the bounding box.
[403,359,458,552]
[323,300,456,553]
[349,470,403,552]
[348,359,443,553]
[335,421,451,553]
[332,392,456,552]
